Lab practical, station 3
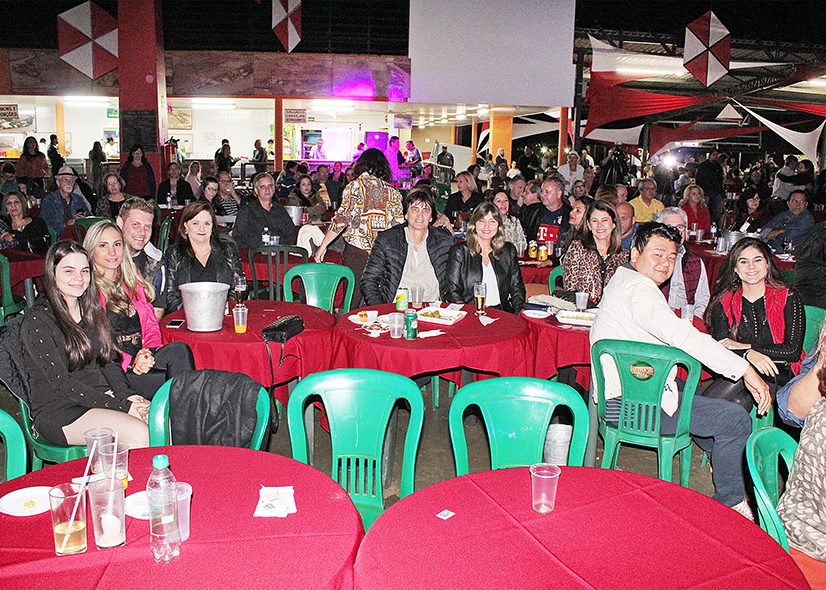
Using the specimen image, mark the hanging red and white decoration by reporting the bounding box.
[57,1,118,79]
[272,0,302,53]
[683,11,730,87]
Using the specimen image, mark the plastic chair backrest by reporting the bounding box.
[548,265,563,292]
[0,408,26,480]
[157,214,174,253]
[448,377,589,476]
[283,262,355,314]
[0,254,26,323]
[287,369,425,529]
[803,305,825,355]
[18,399,87,469]
[46,225,57,246]
[74,217,107,242]
[746,427,797,551]
[591,339,701,443]
[247,246,307,300]
[148,378,270,450]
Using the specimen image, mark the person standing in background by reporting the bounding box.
[103,137,118,159]
[47,134,65,180]
[251,139,268,175]
[88,141,106,195]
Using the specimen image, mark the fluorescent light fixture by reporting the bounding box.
[439,118,448,123]
[311,99,355,108]
[454,113,467,120]
[192,97,236,104]
[65,100,111,107]
[311,105,354,112]
[807,78,826,86]
[418,125,426,129]
[192,104,236,110]
[616,67,686,76]
[64,96,110,103]
[477,107,490,115]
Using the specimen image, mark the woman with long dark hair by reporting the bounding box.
[312,148,404,305]
[445,202,525,313]
[287,174,326,221]
[119,144,156,200]
[84,220,194,400]
[562,200,628,303]
[88,140,107,193]
[735,187,772,232]
[0,190,51,253]
[165,201,244,312]
[15,136,49,192]
[20,241,150,447]
[704,237,805,406]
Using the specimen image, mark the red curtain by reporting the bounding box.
[648,122,769,155]
[750,98,826,118]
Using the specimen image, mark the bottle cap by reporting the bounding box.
[152,455,169,469]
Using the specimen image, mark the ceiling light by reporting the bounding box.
[454,114,467,120]
[477,107,490,115]
[807,78,826,87]
[192,98,235,105]
[65,100,111,107]
[64,96,110,103]
[192,104,236,110]
[311,99,355,108]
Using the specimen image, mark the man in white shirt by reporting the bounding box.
[309,138,326,160]
[657,207,710,319]
[103,137,118,159]
[558,151,585,189]
[591,222,770,512]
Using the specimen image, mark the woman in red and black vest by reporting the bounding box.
[703,237,805,409]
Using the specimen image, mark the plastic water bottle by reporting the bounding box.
[147,455,181,562]
[710,222,717,240]
[166,194,172,208]
[262,226,271,246]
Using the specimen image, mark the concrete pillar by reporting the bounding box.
[55,103,65,156]
[489,110,513,166]
[557,107,569,166]
[117,0,167,176]
[274,98,283,172]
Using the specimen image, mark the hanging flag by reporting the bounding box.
[272,0,302,53]
[684,11,730,87]
[57,1,118,79]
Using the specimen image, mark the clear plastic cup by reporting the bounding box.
[88,479,126,550]
[49,483,87,555]
[233,305,248,334]
[389,313,404,339]
[530,463,561,513]
[84,427,113,474]
[575,292,589,312]
[99,443,130,491]
[177,483,193,541]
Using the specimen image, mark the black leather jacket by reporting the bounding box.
[165,239,244,312]
[519,202,571,243]
[361,223,455,305]
[444,242,526,313]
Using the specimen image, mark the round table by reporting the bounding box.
[524,312,591,381]
[2,249,44,305]
[353,467,808,590]
[688,241,795,287]
[331,304,533,385]
[160,300,334,406]
[518,259,555,285]
[0,446,363,590]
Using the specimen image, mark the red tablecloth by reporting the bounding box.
[688,241,795,288]
[2,249,44,287]
[331,304,533,386]
[518,260,555,285]
[0,446,363,590]
[353,467,808,590]
[160,300,334,406]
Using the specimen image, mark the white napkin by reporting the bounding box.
[479,315,498,326]
[418,329,444,338]
[254,486,296,517]
[445,303,464,311]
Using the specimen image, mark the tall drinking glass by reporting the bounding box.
[234,274,247,306]
[474,282,486,316]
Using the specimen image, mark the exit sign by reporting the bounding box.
[107,108,119,118]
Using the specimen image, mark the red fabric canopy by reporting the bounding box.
[648,120,769,155]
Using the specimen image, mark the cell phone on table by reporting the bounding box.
[166,319,185,329]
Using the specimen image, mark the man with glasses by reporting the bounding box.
[761,190,815,254]
[215,171,246,215]
[41,166,91,235]
[657,207,710,319]
[629,178,664,222]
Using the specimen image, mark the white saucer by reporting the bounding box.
[125,491,150,519]
[523,309,551,319]
[0,486,51,516]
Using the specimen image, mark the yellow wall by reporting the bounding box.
[411,126,453,157]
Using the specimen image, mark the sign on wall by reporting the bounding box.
[284,109,307,123]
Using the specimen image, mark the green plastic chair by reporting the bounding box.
[449,377,589,476]
[803,305,825,354]
[148,378,270,450]
[46,225,57,246]
[0,254,27,325]
[19,399,87,470]
[591,339,701,487]
[73,216,106,242]
[746,427,797,551]
[287,369,425,530]
[283,262,355,314]
[780,269,795,286]
[157,214,174,253]
[548,264,563,292]
[0,407,27,480]
[247,245,307,300]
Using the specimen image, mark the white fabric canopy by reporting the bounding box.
[735,101,825,163]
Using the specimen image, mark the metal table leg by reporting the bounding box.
[584,384,598,467]
[23,278,35,307]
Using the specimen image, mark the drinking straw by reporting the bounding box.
[60,439,96,553]
[110,432,119,491]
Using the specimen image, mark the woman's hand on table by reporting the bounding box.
[718,338,750,351]
[127,395,151,423]
[131,348,155,375]
[313,245,327,263]
[746,349,779,377]
[743,365,772,415]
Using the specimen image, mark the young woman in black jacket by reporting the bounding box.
[445,202,526,313]
[20,241,150,447]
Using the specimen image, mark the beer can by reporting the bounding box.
[538,244,548,261]
[395,288,409,311]
[528,241,538,259]
[404,309,418,339]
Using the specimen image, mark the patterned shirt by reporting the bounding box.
[329,172,403,251]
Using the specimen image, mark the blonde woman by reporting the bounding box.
[679,183,711,234]
[84,220,194,400]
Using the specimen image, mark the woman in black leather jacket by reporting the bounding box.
[361,187,455,305]
[165,201,244,312]
[445,202,526,313]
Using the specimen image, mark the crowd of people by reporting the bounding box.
[5,137,826,557]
